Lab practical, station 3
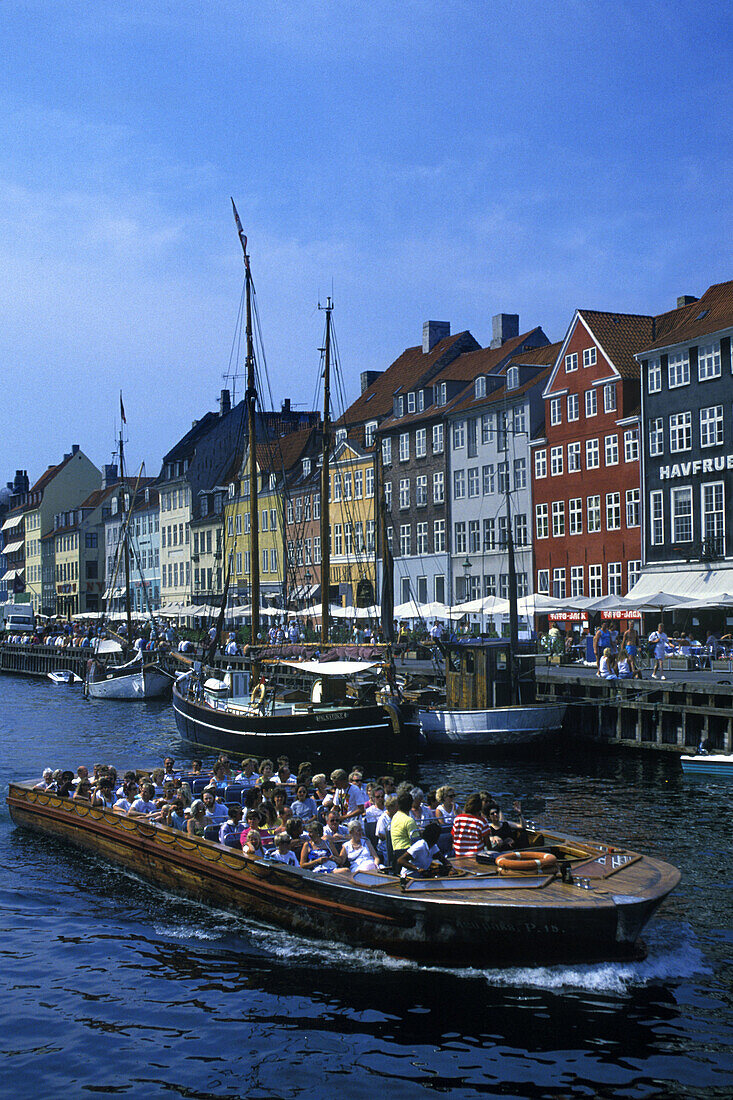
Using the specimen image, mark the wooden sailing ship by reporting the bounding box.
[7,778,681,965]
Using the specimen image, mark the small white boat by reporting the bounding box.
[680,753,733,777]
[47,670,83,685]
[421,703,567,747]
[85,649,171,700]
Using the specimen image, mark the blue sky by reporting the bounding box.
[1,0,730,479]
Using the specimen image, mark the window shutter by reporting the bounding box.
[720,336,731,374]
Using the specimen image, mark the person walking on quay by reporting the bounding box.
[593,620,612,676]
[648,623,669,680]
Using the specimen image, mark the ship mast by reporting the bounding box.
[118,411,133,643]
[232,199,259,642]
[502,401,519,704]
[319,298,333,645]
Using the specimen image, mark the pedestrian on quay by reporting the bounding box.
[648,623,669,680]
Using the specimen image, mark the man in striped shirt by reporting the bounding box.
[451,793,490,858]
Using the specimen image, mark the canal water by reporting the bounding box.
[0,675,731,1098]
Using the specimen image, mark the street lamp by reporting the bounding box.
[462,556,472,602]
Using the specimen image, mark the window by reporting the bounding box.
[589,564,602,598]
[467,417,478,458]
[582,347,596,367]
[565,352,578,372]
[514,458,527,489]
[571,565,584,596]
[468,520,480,553]
[702,482,725,551]
[585,389,597,417]
[671,486,693,542]
[435,382,447,406]
[605,434,619,465]
[568,442,581,472]
[270,548,278,573]
[382,437,392,466]
[481,413,494,444]
[262,549,269,573]
[497,461,509,494]
[227,515,234,537]
[416,522,428,554]
[698,343,721,381]
[514,513,528,546]
[550,446,563,476]
[453,470,466,499]
[364,421,377,447]
[260,510,268,532]
[416,575,428,603]
[454,522,467,554]
[483,518,495,551]
[499,573,510,600]
[434,574,446,603]
[399,478,410,509]
[433,471,444,504]
[415,428,427,458]
[314,536,321,563]
[467,468,480,497]
[399,432,410,462]
[668,351,690,388]
[607,562,622,596]
[333,474,341,502]
[365,468,374,498]
[354,470,363,499]
[535,503,549,539]
[650,490,664,545]
[287,500,294,524]
[648,417,664,457]
[513,406,526,435]
[343,473,352,500]
[586,438,599,468]
[498,516,508,548]
[497,411,508,451]
[407,391,416,414]
[534,450,547,479]
[567,394,579,421]
[624,429,639,462]
[670,411,692,452]
[400,577,410,603]
[396,395,404,417]
[606,492,621,530]
[433,519,445,552]
[603,383,617,413]
[399,525,411,556]
[552,568,566,598]
[648,357,662,392]
[507,366,519,390]
[453,421,466,449]
[366,521,375,552]
[313,493,320,520]
[569,497,582,535]
[484,573,496,596]
[628,560,641,591]
[432,424,444,453]
[334,524,342,554]
[416,475,428,506]
[587,495,601,533]
[85,532,97,548]
[550,397,562,426]
[384,482,392,511]
[537,569,549,595]
[475,376,486,398]
[551,500,565,537]
[626,488,640,528]
[700,406,724,448]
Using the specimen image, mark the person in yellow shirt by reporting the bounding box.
[390,789,420,873]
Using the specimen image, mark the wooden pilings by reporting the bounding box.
[0,643,88,678]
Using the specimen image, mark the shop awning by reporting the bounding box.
[2,540,24,555]
[1,515,23,533]
[278,659,380,676]
[1,568,23,582]
[627,567,733,603]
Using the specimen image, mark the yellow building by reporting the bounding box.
[49,482,119,616]
[191,486,226,612]
[327,435,377,608]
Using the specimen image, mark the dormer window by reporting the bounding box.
[507,366,519,390]
[336,427,347,444]
[417,389,424,412]
[269,473,276,489]
[407,392,416,414]
[201,496,209,517]
[434,382,447,406]
[228,482,235,498]
[364,420,377,448]
[111,498,118,515]
[396,396,404,417]
[303,457,311,476]
[474,376,486,399]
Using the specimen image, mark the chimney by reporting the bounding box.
[72,444,79,454]
[423,321,450,354]
[490,313,519,349]
[63,453,71,462]
[219,388,231,417]
[677,295,698,308]
[102,464,118,489]
[360,370,382,393]
[13,470,29,494]
[281,398,291,414]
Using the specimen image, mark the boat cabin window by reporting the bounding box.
[464,650,475,675]
[448,650,461,674]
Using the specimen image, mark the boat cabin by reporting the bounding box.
[445,641,537,709]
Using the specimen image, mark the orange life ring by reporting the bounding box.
[496,850,558,876]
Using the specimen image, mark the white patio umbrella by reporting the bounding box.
[585,594,634,613]
[331,604,381,619]
[515,594,570,616]
[623,591,697,611]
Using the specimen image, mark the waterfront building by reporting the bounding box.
[377,318,548,606]
[20,446,101,616]
[1,472,30,605]
[447,344,558,606]
[103,481,160,616]
[283,450,322,609]
[326,432,377,608]
[634,281,733,598]
[190,483,227,615]
[531,310,651,602]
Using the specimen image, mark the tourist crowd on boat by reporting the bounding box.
[33,754,531,877]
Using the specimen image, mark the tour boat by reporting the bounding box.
[7,778,681,965]
[680,752,733,777]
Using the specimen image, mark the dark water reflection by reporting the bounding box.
[1,675,732,1098]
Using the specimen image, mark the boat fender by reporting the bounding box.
[496,851,558,876]
[381,702,402,739]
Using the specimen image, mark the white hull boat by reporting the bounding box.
[85,652,171,700]
[680,753,733,777]
[47,670,83,685]
[420,703,566,747]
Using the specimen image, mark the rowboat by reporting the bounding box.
[7,779,680,964]
[680,753,733,777]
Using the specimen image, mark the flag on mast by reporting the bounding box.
[120,392,126,424]
[231,198,249,269]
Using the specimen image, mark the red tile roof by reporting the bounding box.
[643,279,733,352]
[258,426,316,474]
[338,331,478,426]
[30,453,74,495]
[449,366,552,416]
[579,310,656,379]
[431,328,548,382]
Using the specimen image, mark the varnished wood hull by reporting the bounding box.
[7,782,680,965]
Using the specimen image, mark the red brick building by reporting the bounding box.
[531,310,653,602]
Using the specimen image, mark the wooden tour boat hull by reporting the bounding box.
[7,781,680,965]
[172,680,420,759]
[86,666,171,700]
[420,703,566,747]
